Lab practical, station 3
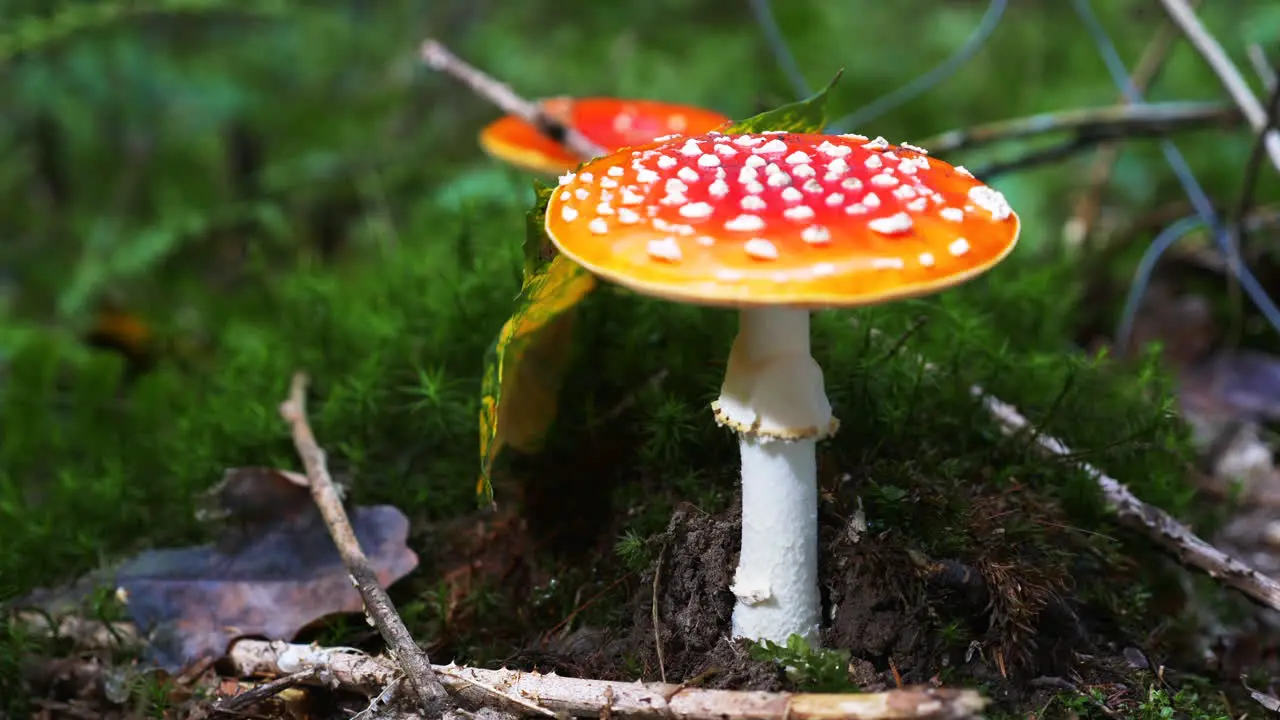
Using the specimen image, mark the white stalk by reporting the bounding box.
[711,307,836,646]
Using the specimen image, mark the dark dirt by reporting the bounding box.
[485,478,1248,717]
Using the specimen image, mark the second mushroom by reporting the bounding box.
[543,130,1020,646]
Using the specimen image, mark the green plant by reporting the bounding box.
[748,634,857,692]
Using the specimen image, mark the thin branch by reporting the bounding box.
[857,323,1280,612]
[975,389,1280,610]
[226,639,986,720]
[1065,4,1201,251]
[1156,0,1280,173]
[278,372,449,715]
[419,38,607,162]
[915,101,1239,155]
[1247,44,1278,95]
[828,0,1009,133]
[210,669,318,716]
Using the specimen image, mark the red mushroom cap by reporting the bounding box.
[479,97,731,175]
[543,131,1020,308]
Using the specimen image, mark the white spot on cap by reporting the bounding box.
[679,202,715,219]
[697,235,715,246]
[558,172,576,186]
[647,237,682,262]
[665,178,688,194]
[679,139,703,157]
[618,208,640,224]
[862,192,882,208]
[725,214,766,232]
[792,164,816,179]
[892,186,917,200]
[967,186,1012,220]
[817,141,852,158]
[785,151,812,165]
[734,135,763,147]
[954,166,974,178]
[846,203,868,215]
[919,252,936,267]
[579,172,593,183]
[813,262,836,276]
[621,188,645,205]
[940,207,964,222]
[745,155,767,168]
[840,133,869,141]
[607,166,624,177]
[636,169,659,184]
[766,171,791,188]
[574,188,589,200]
[801,225,831,244]
[697,153,721,168]
[741,195,767,211]
[561,206,579,222]
[709,179,730,197]
[906,197,928,212]
[869,212,913,235]
[596,202,614,215]
[825,192,844,207]
[871,257,906,270]
[870,173,898,188]
[901,142,929,155]
[861,136,890,151]
[783,205,815,221]
[744,180,765,194]
[715,143,738,157]
[600,177,619,189]
[677,166,700,184]
[841,177,863,192]
[803,179,824,194]
[864,155,883,170]
[755,138,788,154]
[949,238,971,256]
[781,187,803,203]
[659,191,687,206]
[559,191,570,201]
[589,218,608,234]
[744,238,779,260]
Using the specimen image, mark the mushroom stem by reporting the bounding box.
[713,306,835,646]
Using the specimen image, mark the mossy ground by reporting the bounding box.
[5,1,1280,718]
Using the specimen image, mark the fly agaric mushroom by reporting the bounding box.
[543,130,1019,645]
[480,97,730,175]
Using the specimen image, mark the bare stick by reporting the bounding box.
[855,322,1280,611]
[278,372,449,715]
[1246,44,1277,95]
[225,639,986,720]
[974,388,1280,609]
[420,38,608,162]
[210,669,318,715]
[915,101,1239,155]
[1156,0,1280,173]
[1064,7,1199,251]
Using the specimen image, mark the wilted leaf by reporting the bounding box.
[76,467,414,671]
[722,70,843,135]
[477,183,597,503]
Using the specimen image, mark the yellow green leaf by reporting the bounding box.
[476,184,598,504]
[722,70,844,135]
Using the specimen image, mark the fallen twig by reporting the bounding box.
[279,372,449,715]
[915,101,1238,155]
[227,639,986,720]
[1156,0,1280,173]
[419,38,608,162]
[1064,6,1199,251]
[858,323,1280,611]
[976,388,1280,610]
[210,668,318,716]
